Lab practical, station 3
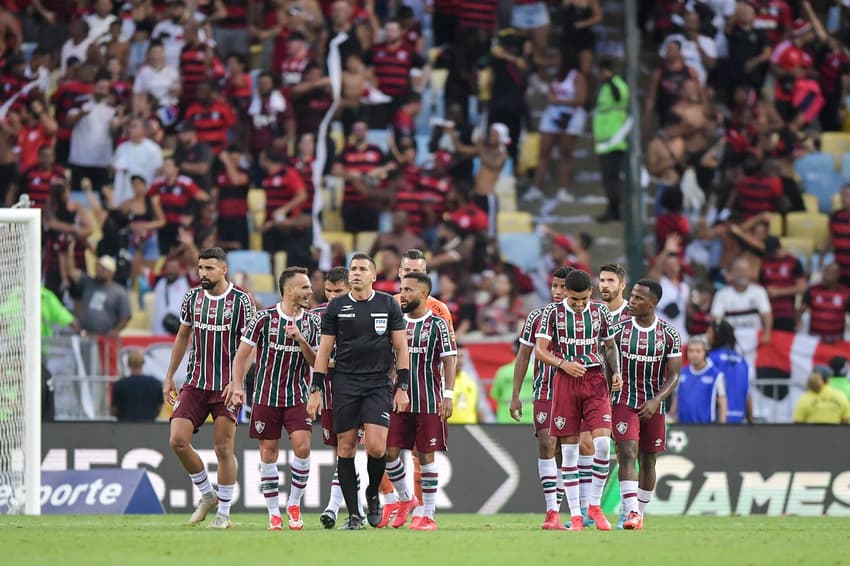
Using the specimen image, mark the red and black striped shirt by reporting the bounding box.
[148,175,203,225]
[293,156,316,216]
[223,72,252,117]
[416,170,452,221]
[804,284,850,338]
[51,80,93,141]
[734,174,783,219]
[249,94,290,153]
[262,165,306,221]
[20,165,65,210]
[366,42,424,98]
[395,181,427,234]
[759,254,804,321]
[831,209,850,281]
[218,0,248,29]
[0,73,26,112]
[180,44,208,104]
[213,164,249,219]
[184,99,236,154]
[459,0,497,31]
[337,144,385,206]
[279,55,311,98]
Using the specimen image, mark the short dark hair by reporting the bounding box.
[350,252,376,270]
[552,266,573,280]
[198,247,227,263]
[325,267,349,285]
[403,271,432,295]
[634,278,663,303]
[279,266,308,293]
[600,263,626,282]
[403,248,426,261]
[565,269,592,292]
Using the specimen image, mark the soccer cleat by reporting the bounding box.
[567,516,584,531]
[616,513,627,530]
[377,501,401,528]
[267,515,283,531]
[623,511,643,530]
[408,516,424,530]
[391,496,420,528]
[410,516,437,531]
[581,507,595,527]
[587,505,611,531]
[205,514,231,529]
[187,490,218,525]
[541,510,568,530]
[365,493,383,528]
[338,515,366,530]
[320,508,337,529]
[287,505,303,530]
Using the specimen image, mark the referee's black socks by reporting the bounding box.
[337,456,361,517]
[365,454,387,498]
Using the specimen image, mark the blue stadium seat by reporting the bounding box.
[227,250,271,275]
[366,129,390,152]
[840,153,850,182]
[794,152,835,180]
[498,232,542,272]
[798,170,843,213]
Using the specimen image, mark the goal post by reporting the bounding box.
[0,207,41,515]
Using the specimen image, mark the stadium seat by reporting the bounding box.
[330,129,346,152]
[495,175,518,213]
[227,250,271,274]
[797,168,843,213]
[768,213,783,237]
[517,132,539,176]
[366,129,389,152]
[249,232,263,251]
[802,193,820,213]
[322,231,355,253]
[498,232,542,272]
[785,212,830,251]
[355,231,379,254]
[497,211,533,234]
[820,132,850,167]
[249,273,275,293]
[323,209,344,231]
[780,236,815,270]
[840,153,850,182]
[247,189,265,213]
[794,152,835,179]
[273,251,287,277]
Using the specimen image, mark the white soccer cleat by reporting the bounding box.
[205,514,232,529]
[188,490,218,526]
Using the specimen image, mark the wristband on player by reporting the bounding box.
[310,371,326,392]
[443,390,454,400]
[396,368,410,389]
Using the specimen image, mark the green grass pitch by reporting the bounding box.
[2,514,847,565]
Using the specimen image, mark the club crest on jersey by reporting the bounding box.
[554,416,566,430]
[374,317,387,335]
[616,421,628,435]
[222,308,233,320]
[254,420,265,434]
[536,411,547,424]
[656,338,665,350]
[323,427,330,440]
[270,323,280,335]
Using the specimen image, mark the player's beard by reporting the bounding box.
[200,277,216,290]
[401,298,420,313]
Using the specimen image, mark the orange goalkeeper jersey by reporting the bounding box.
[394,293,456,341]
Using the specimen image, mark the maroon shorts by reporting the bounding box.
[612,403,667,453]
[387,412,447,452]
[321,410,337,447]
[549,366,612,438]
[171,385,237,433]
[249,403,313,440]
[533,399,553,435]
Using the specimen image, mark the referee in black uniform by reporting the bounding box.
[307,253,410,529]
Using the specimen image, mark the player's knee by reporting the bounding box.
[213,440,234,459]
[592,436,610,460]
[169,433,190,453]
[291,442,310,460]
[365,443,385,459]
[617,442,637,463]
[579,433,594,455]
[639,452,656,469]
[260,446,278,463]
[537,435,557,459]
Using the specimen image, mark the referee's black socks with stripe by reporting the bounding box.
[337,456,361,518]
[365,454,387,498]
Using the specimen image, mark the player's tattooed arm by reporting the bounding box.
[603,338,622,392]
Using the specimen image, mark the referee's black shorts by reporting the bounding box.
[331,372,393,433]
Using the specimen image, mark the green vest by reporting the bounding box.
[592,75,629,154]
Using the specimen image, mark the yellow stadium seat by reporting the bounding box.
[247,188,265,213]
[250,273,275,293]
[356,231,379,254]
[273,251,287,276]
[428,47,441,64]
[430,69,448,93]
[835,193,844,211]
[780,236,815,266]
[820,132,850,168]
[497,211,533,234]
[785,211,830,250]
[330,129,346,153]
[768,213,783,237]
[323,210,344,232]
[322,231,355,253]
[802,193,819,213]
[249,44,263,70]
[249,232,263,251]
[477,68,492,102]
[517,133,540,176]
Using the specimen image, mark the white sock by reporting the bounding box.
[386,458,411,501]
[578,455,593,508]
[217,484,235,517]
[413,506,425,517]
[620,480,639,514]
[287,456,310,507]
[326,469,343,513]
[560,443,581,518]
[537,458,559,512]
[556,467,565,508]
[589,437,610,507]
[189,469,213,496]
[638,488,653,515]
[421,463,438,519]
[260,462,280,518]
[384,490,398,504]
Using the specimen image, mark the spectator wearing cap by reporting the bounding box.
[67,253,131,339]
[173,120,214,191]
[183,81,236,155]
[793,366,849,424]
[111,348,163,422]
[112,117,164,205]
[759,236,806,332]
[769,18,816,122]
[147,157,209,255]
[67,72,118,195]
[659,10,717,86]
[828,357,850,404]
[799,263,850,343]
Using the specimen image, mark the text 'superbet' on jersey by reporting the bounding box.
[180,283,255,391]
[242,305,321,407]
[536,300,613,367]
[610,318,682,412]
[405,312,456,413]
[519,307,555,401]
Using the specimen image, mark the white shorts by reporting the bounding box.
[512,2,550,29]
[539,105,586,136]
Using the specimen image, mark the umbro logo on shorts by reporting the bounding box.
[429,438,437,447]
[655,438,663,447]
[616,421,628,435]
[536,411,547,424]
[603,414,611,422]
[254,420,265,434]
[227,404,236,413]
[381,412,391,421]
[554,416,566,430]
[305,418,312,426]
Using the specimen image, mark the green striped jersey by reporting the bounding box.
[519,306,555,401]
[405,312,456,414]
[536,300,613,367]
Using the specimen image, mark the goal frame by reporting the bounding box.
[0,208,41,515]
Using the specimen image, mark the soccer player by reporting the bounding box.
[610,278,682,530]
[227,267,321,531]
[311,267,366,528]
[510,266,571,530]
[306,253,411,529]
[163,247,255,529]
[534,269,622,531]
[384,272,457,530]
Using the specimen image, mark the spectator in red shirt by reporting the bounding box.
[14,97,58,172]
[183,80,237,154]
[13,145,65,210]
[731,157,785,220]
[770,19,816,121]
[213,146,251,251]
[278,32,313,99]
[800,263,850,343]
[373,245,402,294]
[249,71,294,166]
[391,92,422,141]
[365,18,426,127]
[148,157,209,255]
[260,149,314,269]
[655,187,690,254]
[760,236,807,332]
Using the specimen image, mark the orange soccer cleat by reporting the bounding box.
[268,515,283,531]
[391,496,420,528]
[287,505,303,530]
[587,505,611,531]
[623,511,644,530]
[541,510,568,530]
[408,516,424,530]
[568,516,584,531]
[410,516,437,531]
[377,501,401,528]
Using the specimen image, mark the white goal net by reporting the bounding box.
[0,206,41,515]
